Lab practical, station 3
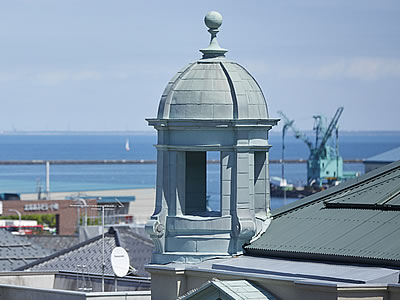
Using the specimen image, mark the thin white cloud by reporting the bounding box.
[0,69,108,85]
[316,57,400,80]
[244,57,400,81]
[0,62,177,86]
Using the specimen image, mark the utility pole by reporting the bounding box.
[45,161,50,199]
[102,206,105,291]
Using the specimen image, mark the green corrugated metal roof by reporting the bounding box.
[246,161,400,266]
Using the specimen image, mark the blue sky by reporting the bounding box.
[0,1,399,132]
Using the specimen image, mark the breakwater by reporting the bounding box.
[0,159,364,165]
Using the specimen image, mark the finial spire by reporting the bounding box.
[200,11,228,59]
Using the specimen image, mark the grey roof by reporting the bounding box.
[155,255,400,287]
[0,230,50,271]
[178,279,276,300]
[115,226,154,277]
[207,255,399,284]
[18,226,153,277]
[25,235,79,253]
[365,147,400,163]
[157,59,269,120]
[246,161,400,267]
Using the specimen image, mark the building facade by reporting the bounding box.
[1,198,97,235]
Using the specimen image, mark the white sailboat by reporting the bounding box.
[125,139,131,151]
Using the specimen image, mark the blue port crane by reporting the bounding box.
[278,107,344,186]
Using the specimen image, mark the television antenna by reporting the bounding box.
[70,200,124,292]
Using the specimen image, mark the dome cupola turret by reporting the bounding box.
[146,11,278,264]
[157,11,269,120]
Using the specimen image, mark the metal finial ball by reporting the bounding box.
[204,11,223,30]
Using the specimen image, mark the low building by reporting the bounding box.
[0,198,97,235]
[18,226,153,286]
[364,146,400,173]
[0,227,152,299]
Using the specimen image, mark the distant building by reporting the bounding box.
[16,226,152,291]
[145,11,400,300]
[0,198,97,235]
[364,146,400,173]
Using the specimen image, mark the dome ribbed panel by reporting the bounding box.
[157,63,195,119]
[222,62,268,119]
[168,63,234,119]
[157,60,268,120]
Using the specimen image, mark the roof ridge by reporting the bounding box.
[366,145,400,162]
[14,229,116,271]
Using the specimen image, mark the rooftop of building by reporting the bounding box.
[25,235,79,253]
[17,226,153,277]
[0,230,51,271]
[245,160,400,267]
[149,254,400,286]
[365,147,400,163]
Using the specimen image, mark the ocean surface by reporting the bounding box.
[0,132,399,210]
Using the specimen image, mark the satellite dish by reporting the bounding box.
[111,247,130,277]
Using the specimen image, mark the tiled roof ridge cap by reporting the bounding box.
[177,278,236,300]
[272,160,400,219]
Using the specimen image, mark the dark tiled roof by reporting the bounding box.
[19,230,117,275]
[17,226,153,277]
[115,226,153,277]
[25,235,79,253]
[0,230,50,271]
[246,161,400,267]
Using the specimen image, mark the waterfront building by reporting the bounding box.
[145,11,400,300]
[364,146,400,173]
[0,198,97,235]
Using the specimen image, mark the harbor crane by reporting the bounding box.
[278,107,344,186]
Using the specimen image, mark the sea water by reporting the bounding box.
[0,132,399,210]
